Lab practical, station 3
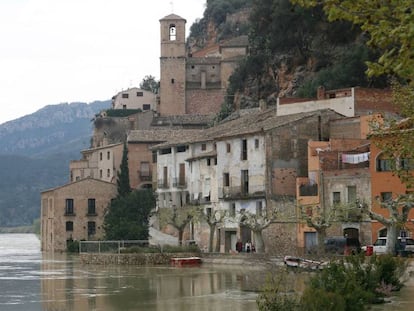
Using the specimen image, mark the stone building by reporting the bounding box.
[41,178,117,252]
[158,14,248,116]
[152,107,344,253]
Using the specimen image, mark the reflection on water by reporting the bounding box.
[1,234,262,311]
[41,254,262,311]
[1,234,413,311]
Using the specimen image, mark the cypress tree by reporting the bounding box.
[117,141,131,197]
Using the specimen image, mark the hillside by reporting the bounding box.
[0,100,110,226]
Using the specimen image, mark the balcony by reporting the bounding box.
[139,171,152,182]
[299,182,318,197]
[218,185,265,200]
[157,179,169,189]
[172,177,187,188]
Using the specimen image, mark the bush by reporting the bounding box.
[258,254,408,311]
[67,240,80,253]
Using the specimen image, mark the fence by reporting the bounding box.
[79,240,197,254]
[79,240,149,254]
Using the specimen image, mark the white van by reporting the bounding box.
[363,237,414,254]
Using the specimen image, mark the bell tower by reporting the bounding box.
[159,14,187,116]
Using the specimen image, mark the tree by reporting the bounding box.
[158,206,201,245]
[291,0,414,82]
[103,189,155,240]
[360,195,414,255]
[200,207,227,252]
[300,202,364,254]
[117,142,131,198]
[237,202,282,253]
[139,75,159,94]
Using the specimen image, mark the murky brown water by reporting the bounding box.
[1,234,413,311]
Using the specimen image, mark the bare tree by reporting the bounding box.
[200,207,227,252]
[360,195,414,254]
[158,206,200,245]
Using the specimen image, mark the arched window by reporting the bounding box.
[169,24,176,41]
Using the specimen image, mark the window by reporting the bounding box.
[206,207,212,218]
[107,151,110,160]
[87,221,96,236]
[140,162,150,179]
[207,158,211,166]
[171,78,175,84]
[381,192,392,202]
[255,139,259,149]
[214,157,217,165]
[333,192,341,205]
[401,158,414,170]
[227,143,231,153]
[376,153,392,171]
[88,199,96,215]
[201,143,206,151]
[176,145,186,152]
[99,169,103,179]
[66,221,73,232]
[100,152,103,161]
[137,91,143,97]
[122,93,129,98]
[241,170,249,194]
[347,186,357,203]
[169,24,176,41]
[65,199,74,215]
[223,173,230,187]
[122,104,127,109]
[107,169,110,178]
[229,203,236,217]
[179,163,185,186]
[256,201,263,216]
[241,139,247,160]
[152,151,157,163]
[143,104,150,110]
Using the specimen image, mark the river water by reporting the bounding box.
[0,234,413,311]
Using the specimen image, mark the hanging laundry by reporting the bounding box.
[341,152,370,164]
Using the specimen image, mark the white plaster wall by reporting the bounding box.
[277,95,355,117]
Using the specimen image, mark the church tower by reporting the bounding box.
[159,14,187,116]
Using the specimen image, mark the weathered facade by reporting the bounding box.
[41,178,117,252]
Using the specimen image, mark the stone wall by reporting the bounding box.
[80,252,199,265]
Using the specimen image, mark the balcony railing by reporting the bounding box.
[299,183,318,197]
[218,185,265,199]
[157,179,169,189]
[139,171,152,181]
[172,177,187,188]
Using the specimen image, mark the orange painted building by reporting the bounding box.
[369,123,414,241]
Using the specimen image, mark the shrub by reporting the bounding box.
[67,240,80,253]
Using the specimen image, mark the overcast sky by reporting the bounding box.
[0,0,206,124]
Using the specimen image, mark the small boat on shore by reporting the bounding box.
[284,255,326,270]
[170,256,202,267]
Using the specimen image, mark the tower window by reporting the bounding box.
[169,24,176,41]
[171,78,175,84]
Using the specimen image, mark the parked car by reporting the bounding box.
[362,237,414,255]
[324,236,361,255]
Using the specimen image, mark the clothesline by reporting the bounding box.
[341,152,370,164]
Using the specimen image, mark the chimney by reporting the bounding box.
[317,86,325,100]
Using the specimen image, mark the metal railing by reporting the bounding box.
[79,240,149,254]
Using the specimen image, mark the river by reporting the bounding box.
[0,234,413,311]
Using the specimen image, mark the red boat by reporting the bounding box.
[170,256,202,267]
